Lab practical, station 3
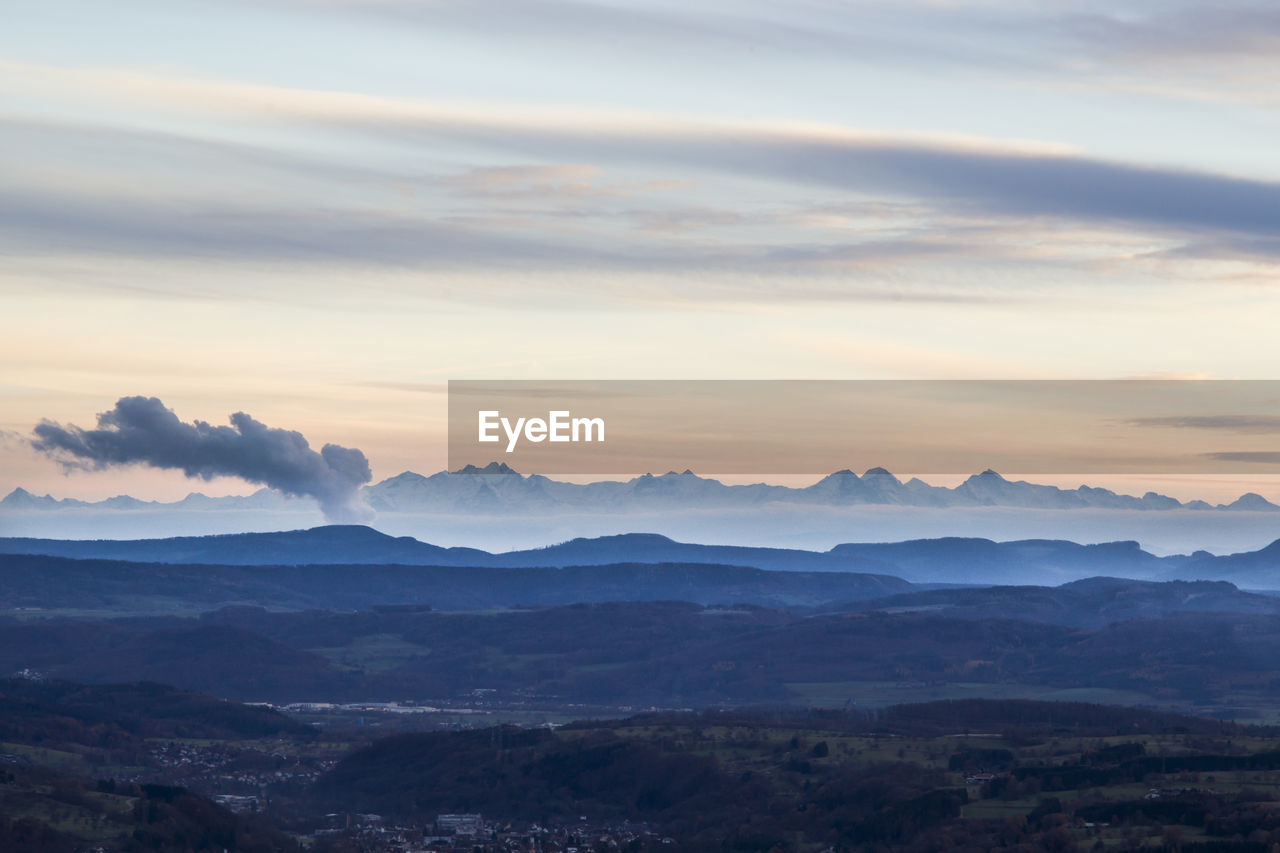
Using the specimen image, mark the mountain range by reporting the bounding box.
[4,463,1279,515]
[8,524,1280,586]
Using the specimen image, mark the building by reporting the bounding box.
[437,814,485,836]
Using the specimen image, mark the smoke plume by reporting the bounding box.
[31,396,373,523]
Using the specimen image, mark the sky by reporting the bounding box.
[4,0,1280,501]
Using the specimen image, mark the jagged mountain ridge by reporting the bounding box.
[4,463,1278,514]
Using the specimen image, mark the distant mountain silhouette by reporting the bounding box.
[0,525,489,566]
[0,527,896,573]
[0,485,306,512]
[5,466,1278,515]
[8,523,1280,586]
[836,577,1280,628]
[0,487,90,510]
[1166,539,1280,587]
[827,537,1169,584]
[362,466,1280,513]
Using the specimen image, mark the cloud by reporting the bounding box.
[287,1,1280,102]
[445,164,627,200]
[295,0,890,61]
[1132,415,1280,434]
[1146,237,1280,264]
[31,397,373,522]
[0,178,1020,292]
[1204,451,1280,464]
[7,59,1280,310]
[10,60,1280,239]
[1061,5,1280,62]
[667,138,1280,240]
[629,206,752,232]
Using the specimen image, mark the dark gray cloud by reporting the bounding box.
[335,117,1280,245]
[1204,451,1280,464]
[603,136,1280,239]
[1149,237,1280,264]
[1132,415,1280,433]
[31,397,373,523]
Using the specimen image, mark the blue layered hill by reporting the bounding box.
[6,524,1280,586]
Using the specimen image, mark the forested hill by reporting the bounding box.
[9,525,1280,585]
[0,552,911,613]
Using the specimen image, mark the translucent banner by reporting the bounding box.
[448,380,1280,475]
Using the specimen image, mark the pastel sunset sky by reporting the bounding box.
[4,1,1280,500]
